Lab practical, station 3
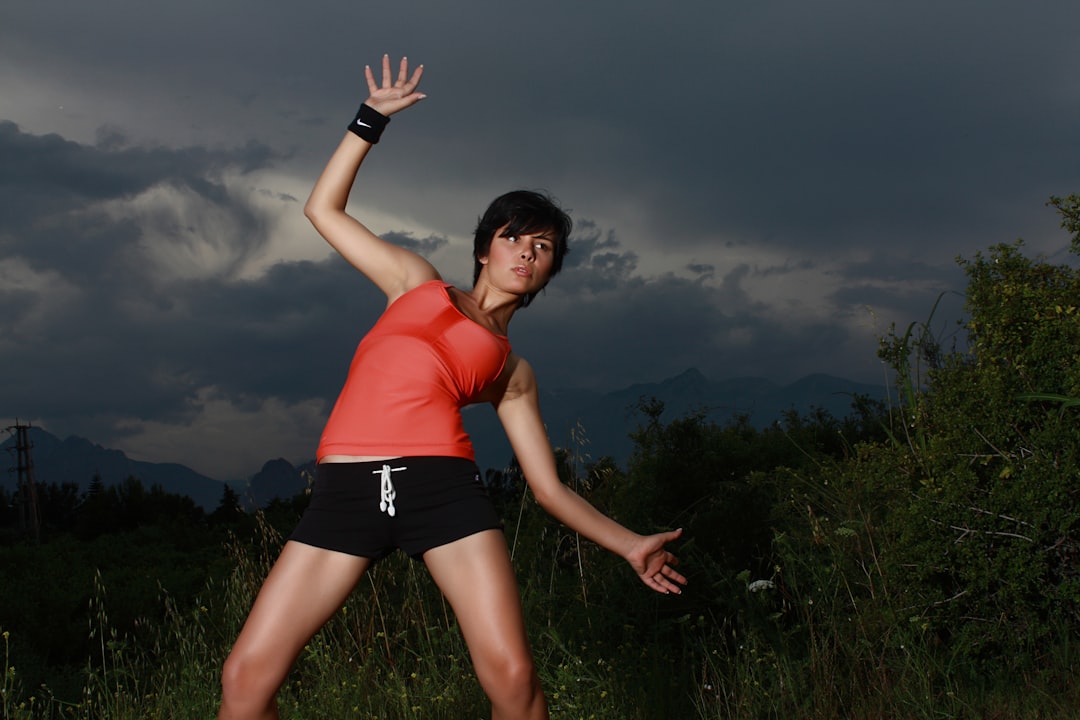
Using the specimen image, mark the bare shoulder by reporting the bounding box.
[384,262,444,305]
[505,354,537,397]
[481,353,537,406]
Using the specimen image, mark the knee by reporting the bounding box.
[480,654,544,707]
[219,649,278,718]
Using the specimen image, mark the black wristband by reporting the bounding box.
[347,103,390,144]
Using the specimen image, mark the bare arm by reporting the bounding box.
[492,356,686,595]
[304,55,438,303]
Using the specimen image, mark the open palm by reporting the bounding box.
[364,54,425,117]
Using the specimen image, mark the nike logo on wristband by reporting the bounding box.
[356,120,372,128]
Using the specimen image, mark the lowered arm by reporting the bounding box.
[492,356,686,595]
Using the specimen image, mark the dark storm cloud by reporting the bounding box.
[3,0,1080,476]
[1,114,865,452]
[0,124,285,422]
[382,231,449,256]
[753,259,816,278]
[836,256,963,288]
[506,230,842,389]
[686,263,716,281]
[514,267,858,392]
[558,220,640,293]
[0,121,281,279]
[164,258,384,403]
[0,121,275,210]
[7,2,1078,257]
[646,2,1080,252]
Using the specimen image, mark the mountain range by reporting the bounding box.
[2,369,887,510]
[0,428,227,510]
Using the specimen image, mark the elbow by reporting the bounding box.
[529,482,562,513]
[303,196,321,226]
[303,197,335,238]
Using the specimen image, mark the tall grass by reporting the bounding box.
[689,456,1080,720]
[3,449,1079,718]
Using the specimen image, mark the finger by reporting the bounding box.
[664,566,688,586]
[407,63,425,91]
[657,561,685,581]
[381,54,392,87]
[396,56,409,86]
[397,60,423,96]
[660,569,686,592]
[645,572,682,595]
[364,64,377,95]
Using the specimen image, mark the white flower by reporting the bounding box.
[748,579,775,593]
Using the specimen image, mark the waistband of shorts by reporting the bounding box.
[315,456,478,478]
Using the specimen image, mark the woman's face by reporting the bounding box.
[478,227,556,295]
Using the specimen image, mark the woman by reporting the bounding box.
[218,55,686,720]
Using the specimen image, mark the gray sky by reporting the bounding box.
[3,0,1079,481]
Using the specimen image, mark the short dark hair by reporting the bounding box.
[472,190,572,308]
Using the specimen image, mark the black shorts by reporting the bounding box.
[288,457,503,561]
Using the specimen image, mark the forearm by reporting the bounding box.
[306,56,422,226]
[529,472,641,559]
[304,133,373,224]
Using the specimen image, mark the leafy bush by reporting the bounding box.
[877,239,1080,671]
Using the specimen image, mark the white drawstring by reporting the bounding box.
[375,464,406,517]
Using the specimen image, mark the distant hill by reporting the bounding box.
[0,427,226,510]
[3,369,888,509]
[241,457,315,511]
[464,368,888,472]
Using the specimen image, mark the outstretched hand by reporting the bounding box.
[626,528,687,595]
[364,55,426,117]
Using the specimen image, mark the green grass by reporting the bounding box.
[4,501,1079,720]
[4,450,1080,720]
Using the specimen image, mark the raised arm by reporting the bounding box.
[492,356,687,595]
[304,55,438,303]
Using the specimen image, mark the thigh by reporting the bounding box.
[229,540,373,671]
[422,530,533,668]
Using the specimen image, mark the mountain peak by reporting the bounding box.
[243,458,306,510]
[258,457,296,474]
[662,367,709,386]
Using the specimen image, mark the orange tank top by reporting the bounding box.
[317,280,512,461]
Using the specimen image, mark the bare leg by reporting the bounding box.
[423,530,548,720]
[218,540,372,720]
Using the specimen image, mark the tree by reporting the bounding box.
[210,484,244,526]
[75,473,116,539]
[1048,193,1080,254]
[878,213,1080,669]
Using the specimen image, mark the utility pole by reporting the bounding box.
[5,420,41,543]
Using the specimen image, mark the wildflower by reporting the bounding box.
[748,579,775,593]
